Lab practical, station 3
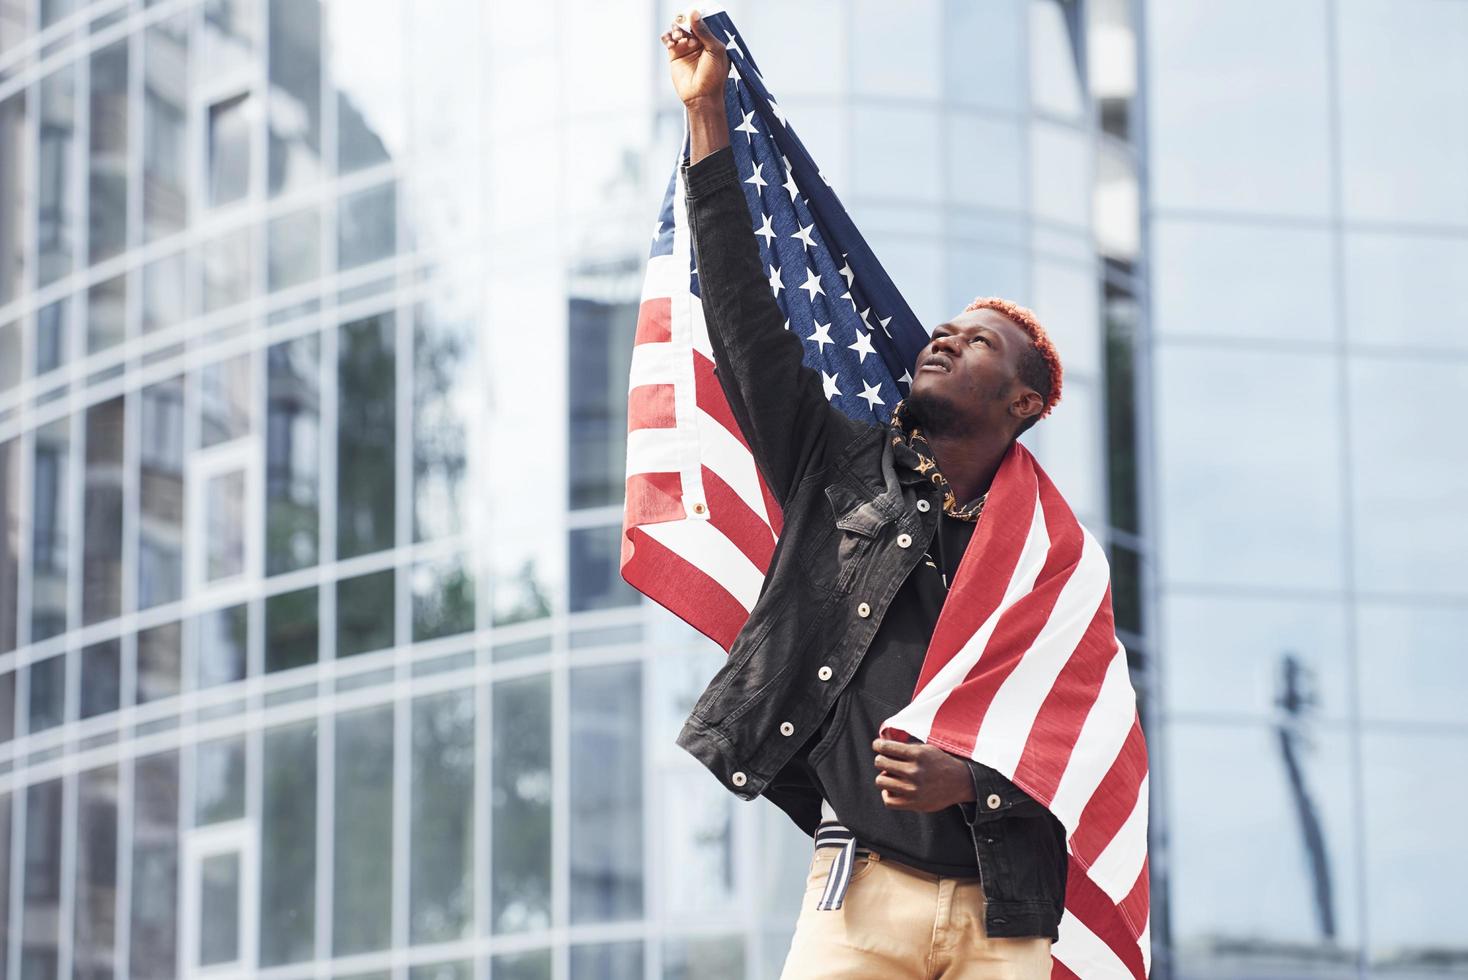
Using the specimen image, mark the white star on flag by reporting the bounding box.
[808,320,833,352]
[848,329,875,363]
[744,161,767,190]
[821,370,842,401]
[754,212,776,246]
[800,268,824,300]
[858,379,885,409]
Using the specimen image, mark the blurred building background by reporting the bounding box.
[0,1,1463,979]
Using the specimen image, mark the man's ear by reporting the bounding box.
[1011,389,1044,422]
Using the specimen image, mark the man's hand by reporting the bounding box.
[872,737,977,813]
[660,9,731,164]
[661,10,728,109]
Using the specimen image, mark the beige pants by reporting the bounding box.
[779,846,1054,979]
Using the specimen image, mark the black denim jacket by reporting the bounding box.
[672,145,1066,940]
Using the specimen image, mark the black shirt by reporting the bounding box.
[780,505,987,877]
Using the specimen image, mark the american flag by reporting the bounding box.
[620,8,1150,978]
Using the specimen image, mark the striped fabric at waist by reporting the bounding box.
[812,801,874,911]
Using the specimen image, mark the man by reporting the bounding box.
[662,11,1067,978]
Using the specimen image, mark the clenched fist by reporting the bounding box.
[872,737,978,813]
[661,9,729,109]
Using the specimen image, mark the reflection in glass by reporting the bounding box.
[38,65,76,286]
[136,621,182,704]
[31,416,70,640]
[196,603,247,689]
[1357,603,1468,727]
[73,765,119,980]
[266,585,317,673]
[203,0,256,73]
[26,652,65,733]
[1348,356,1468,597]
[0,320,15,393]
[87,273,126,354]
[338,313,395,558]
[200,353,251,447]
[80,639,121,719]
[83,397,126,624]
[139,378,185,608]
[414,298,471,540]
[208,94,252,207]
[1154,346,1343,590]
[260,721,317,965]
[661,768,735,918]
[338,182,397,270]
[569,524,640,614]
[205,470,247,581]
[492,951,551,980]
[143,252,188,333]
[0,93,26,306]
[144,15,190,240]
[1361,732,1468,970]
[0,671,12,741]
[24,779,64,979]
[567,297,636,509]
[332,0,403,173]
[570,942,643,980]
[200,852,241,965]
[492,674,552,934]
[1168,722,1359,974]
[336,569,393,658]
[1344,232,1468,352]
[267,335,319,573]
[201,226,253,312]
[268,0,321,194]
[1,438,17,653]
[334,705,394,955]
[412,555,474,642]
[195,736,246,825]
[131,752,179,980]
[35,298,69,375]
[663,937,744,980]
[410,691,474,943]
[410,964,470,980]
[88,40,129,263]
[268,207,320,291]
[570,663,643,923]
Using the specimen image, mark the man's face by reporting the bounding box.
[906,307,1033,438]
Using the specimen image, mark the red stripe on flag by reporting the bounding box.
[635,297,671,345]
[925,466,1085,756]
[693,350,750,448]
[917,442,1039,693]
[701,464,777,572]
[620,526,749,651]
[1065,859,1148,980]
[1051,960,1082,980]
[1010,585,1118,804]
[1071,716,1148,866]
[628,383,678,431]
[624,471,685,526]
[1119,855,1150,934]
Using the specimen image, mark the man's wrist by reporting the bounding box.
[685,100,731,165]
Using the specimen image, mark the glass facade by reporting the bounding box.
[0,1,1459,979]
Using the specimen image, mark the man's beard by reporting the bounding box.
[905,388,975,439]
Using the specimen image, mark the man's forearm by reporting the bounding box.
[686,98,730,165]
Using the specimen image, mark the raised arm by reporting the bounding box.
[663,10,852,505]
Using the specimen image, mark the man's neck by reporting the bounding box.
[924,429,1011,507]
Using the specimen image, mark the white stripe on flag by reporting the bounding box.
[1053,904,1134,980]
[1048,653,1137,829]
[1087,773,1149,902]
[697,407,774,527]
[878,491,1051,742]
[973,526,1111,775]
[1139,913,1152,975]
[641,518,766,612]
[628,340,678,391]
[640,253,679,304]
[625,427,691,478]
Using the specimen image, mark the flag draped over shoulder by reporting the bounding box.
[620,8,1151,978]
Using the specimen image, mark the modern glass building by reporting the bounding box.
[0,1,1462,979]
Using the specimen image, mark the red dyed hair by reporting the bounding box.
[962,295,1063,422]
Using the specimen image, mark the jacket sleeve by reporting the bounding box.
[681,144,852,508]
[957,758,1047,824]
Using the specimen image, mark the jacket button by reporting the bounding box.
[857,601,871,618]
[896,533,912,548]
[916,499,930,513]
[780,721,795,736]
[817,665,833,681]
[986,793,1002,810]
[732,771,748,787]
